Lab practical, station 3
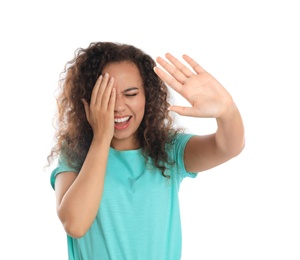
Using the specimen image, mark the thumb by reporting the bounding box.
[168,105,194,116]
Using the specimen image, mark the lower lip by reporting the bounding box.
[114,117,131,130]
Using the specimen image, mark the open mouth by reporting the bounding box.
[114,116,131,130]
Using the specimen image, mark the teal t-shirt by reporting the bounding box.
[51,133,197,260]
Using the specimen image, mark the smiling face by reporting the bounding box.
[102,61,146,150]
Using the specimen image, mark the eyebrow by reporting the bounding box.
[123,87,139,93]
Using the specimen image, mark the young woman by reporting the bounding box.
[48,41,245,260]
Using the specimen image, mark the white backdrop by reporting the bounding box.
[1,0,299,259]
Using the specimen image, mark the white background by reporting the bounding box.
[1,0,299,259]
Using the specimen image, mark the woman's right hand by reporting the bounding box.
[82,73,116,141]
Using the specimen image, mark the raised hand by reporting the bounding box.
[82,73,116,140]
[154,53,233,118]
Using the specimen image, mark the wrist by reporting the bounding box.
[91,135,112,148]
[217,99,237,121]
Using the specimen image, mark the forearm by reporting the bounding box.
[215,101,245,157]
[57,138,110,237]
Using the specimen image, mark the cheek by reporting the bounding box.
[134,97,146,117]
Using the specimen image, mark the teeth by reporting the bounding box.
[114,116,130,123]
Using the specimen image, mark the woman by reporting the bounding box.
[48,41,245,259]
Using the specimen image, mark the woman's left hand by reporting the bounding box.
[154,53,234,118]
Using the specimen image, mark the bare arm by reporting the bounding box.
[184,102,245,172]
[55,139,110,238]
[55,73,116,238]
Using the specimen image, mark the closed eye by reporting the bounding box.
[125,93,138,97]
[123,87,139,97]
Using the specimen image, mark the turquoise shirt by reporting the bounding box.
[51,133,197,260]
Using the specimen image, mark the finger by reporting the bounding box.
[108,87,116,111]
[165,53,194,77]
[182,54,205,74]
[156,56,187,84]
[95,73,110,107]
[90,75,103,106]
[168,105,195,116]
[101,77,115,109]
[81,99,90,122]
[153,66,182,93]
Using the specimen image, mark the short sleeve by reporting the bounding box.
[173,133,198,179]
[50,153,79,190]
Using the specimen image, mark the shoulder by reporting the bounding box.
[50,151,80,190]
[166,132,195,164]
[170,132,195,151]
[167,132,198,179]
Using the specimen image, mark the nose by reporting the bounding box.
[114,93,126,112]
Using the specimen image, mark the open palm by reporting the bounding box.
[154,53,233,118]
